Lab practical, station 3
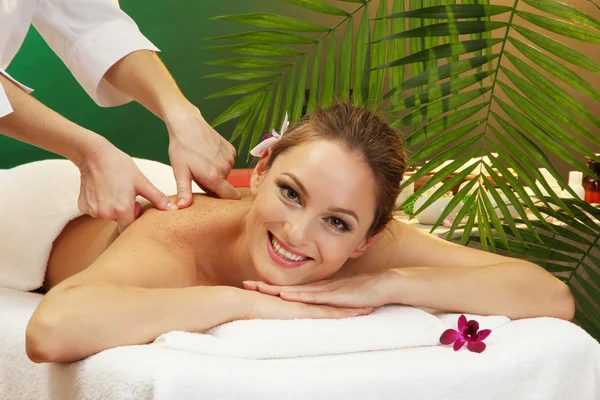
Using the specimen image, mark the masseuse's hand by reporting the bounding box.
[77,138,176,232]
[243,271,396,309]
[166,104,240,208]
[243,290,374,320]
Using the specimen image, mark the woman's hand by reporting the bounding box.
[243,271,397,309]
[242,289,374,320]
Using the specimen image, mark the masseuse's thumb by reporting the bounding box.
[116,201,142,233]
[136,176,174,211]
[174,168,193,209]
[206,177,241,201]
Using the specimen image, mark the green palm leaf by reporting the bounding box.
[367,0,388,109]
[206,58,291,69]
[307,41,322,114]
[203,71,281,80]
[516,11,600,43]
[522,0,600,31]
[205,82,271,99]
[375,21,506,41]
[384,54,498,98]
[354,4,370,106]
[388,0,405,108]
[281,0,349,16]
[386,4,512,19]
[513,25,600,72]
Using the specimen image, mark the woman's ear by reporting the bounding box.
[350,235,378,258]
[250,152,270,196]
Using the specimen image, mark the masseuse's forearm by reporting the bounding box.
[0,74,107,166]
[103,50,192,122]
[388,262,574,320]
[26,285,245,363]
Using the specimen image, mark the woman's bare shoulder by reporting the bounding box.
[137,192,251,240]
[45,193,250,291]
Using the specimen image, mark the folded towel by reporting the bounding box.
[0,158,190,291]
[153,305,510,359]
[2,291,600,400]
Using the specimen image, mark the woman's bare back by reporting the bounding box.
[44,215,120,292]
[43,190,254,292]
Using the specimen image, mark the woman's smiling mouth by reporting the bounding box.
[267,231,312,268]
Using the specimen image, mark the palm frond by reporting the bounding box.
[204,1,382,156]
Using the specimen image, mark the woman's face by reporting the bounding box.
[247,139,378,286]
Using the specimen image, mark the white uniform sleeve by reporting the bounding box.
[32,0,160,107]
[0,69,34,118]
[0,78,13,119]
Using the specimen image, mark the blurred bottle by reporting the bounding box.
[583,155,600,204]
[561,171,585,200]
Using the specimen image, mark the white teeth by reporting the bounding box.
[271,235,307,262]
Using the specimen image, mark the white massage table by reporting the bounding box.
[1,288,600,400]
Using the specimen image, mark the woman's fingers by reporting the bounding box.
[303,304,374,319]
[242,281,259,291]
[243,280,338,295]
[281,290,343,305]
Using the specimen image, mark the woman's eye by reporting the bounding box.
[329,217,349,231]
[277,182,300,203]
[285,188,299,201]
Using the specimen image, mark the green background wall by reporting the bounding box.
[0,0,298,169]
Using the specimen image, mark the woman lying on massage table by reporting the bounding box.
[25,103,575,363]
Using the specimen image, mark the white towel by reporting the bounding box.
[154,305,511,359]
[0,158,192,292]
[2,290,600,400]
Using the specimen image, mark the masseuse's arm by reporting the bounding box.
[0,73,108,167]
[102,50,240,205]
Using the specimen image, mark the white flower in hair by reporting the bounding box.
[250,112,290,158]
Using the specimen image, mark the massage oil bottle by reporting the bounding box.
[583,155,600,204]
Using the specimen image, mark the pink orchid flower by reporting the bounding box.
[440,314,492,353]
[250,112,290,157]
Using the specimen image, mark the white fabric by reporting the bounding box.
[0,79,13,118]
[1,288,600,400]
[0,158,194,291]
[0,0,159,118]
[154,305,510,359]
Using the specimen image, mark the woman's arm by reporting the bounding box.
[368,221,573,320]
[385,262,574,320]
[247,220,574,320]
[26,207,240,363]
[27,282,245,363]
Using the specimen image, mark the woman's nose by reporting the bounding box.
[283,216,311,247]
